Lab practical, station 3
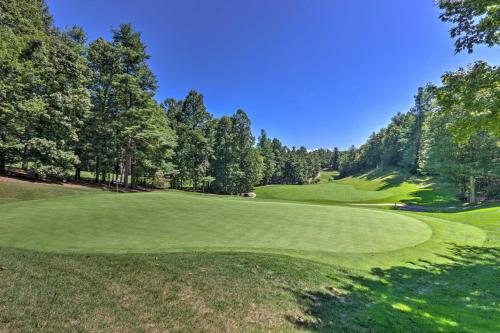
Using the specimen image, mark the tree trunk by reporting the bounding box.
[469,175,476,204]
[0,153,5,172]
[131,163,136,189]
[22,145,28,170]
[124,154,131,191]
[95,156,100,183]
[75,167,81,180]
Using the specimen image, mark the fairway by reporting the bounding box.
[0,191,432,254]
[255,169,461,206]
[255,182,392,203]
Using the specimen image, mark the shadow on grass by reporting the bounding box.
[363,169,408,191]
[287,244,500,332]
[400,187,460,207]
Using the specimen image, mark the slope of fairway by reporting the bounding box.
[255,168,461,206]
[254,182,392,203]
[0,191,432,255]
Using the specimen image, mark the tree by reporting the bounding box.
[232,110,263,192]
[399,84,437,173]
[165,90,213,191]
[257,129,275,184]
[117,102,176,189]
[419,110,498,203]
[0,0,91,178]
[330,147,340,170]
[211,110,263,194]
[438,0,500,53]
[271,138,287,183]
[85,37,120,182]
[339,145,359,177]
[111,23,159,189]
[437,61,499,143]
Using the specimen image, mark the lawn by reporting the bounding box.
[255,168,461,206]
[0,176,498,332]
[0,191,432,256]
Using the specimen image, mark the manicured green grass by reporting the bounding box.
[0,176,498,332]
[0,217,497,332]
[255,168,461,206]
[0,191,432,256]
[318,170,339,183]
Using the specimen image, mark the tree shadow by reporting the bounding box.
[346,168,410,191]
[286,244,500,332]
[399,187,460,207]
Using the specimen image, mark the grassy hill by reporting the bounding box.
[0,176,98,205]
[255,168,461,206]
[0,175,498,332]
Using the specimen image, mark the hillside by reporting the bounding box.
[255,168,462,207]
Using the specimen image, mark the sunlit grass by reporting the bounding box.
[0,175,498,332]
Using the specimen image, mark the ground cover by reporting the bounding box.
[0,176,497,332]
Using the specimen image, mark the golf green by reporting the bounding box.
[0,191,432,254]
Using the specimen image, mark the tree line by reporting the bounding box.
[0,0,323,194]
[338,0,499,203]
[1,0,497,200]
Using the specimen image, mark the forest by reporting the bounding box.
[0,0,498,200]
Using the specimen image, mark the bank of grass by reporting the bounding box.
[255,168,461,207]
[0,176,498,332]
[0,177,98,205]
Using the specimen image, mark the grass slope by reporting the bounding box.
[0,177,97,205]
[0,176,498,332]
[255,168,461,206]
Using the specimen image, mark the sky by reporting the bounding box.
[46,0,499,150]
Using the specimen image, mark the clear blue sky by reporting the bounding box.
[46,0,498,150]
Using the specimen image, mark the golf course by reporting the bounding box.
[1,175,498,332]
[1,0,499,332]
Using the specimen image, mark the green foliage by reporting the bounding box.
[339,75,498,202]
[211,110,263,194]
[438,0,500,53]
[257,129,275,184]
[0,0,91,177]
[437,61,499,141]
[164,90,213,190]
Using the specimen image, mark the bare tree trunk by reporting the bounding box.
[131,162,136,189]
[0,153,6,172]
[95,156,100,183]
[124,154,131,191]
[22,145,28,170]
[469,175,476,204]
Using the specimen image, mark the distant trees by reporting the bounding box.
[1,0,497,201]
[210,110,263,194]
[338,3,500,203]
[338,75,498,202]
[164,90,213,191]
[0,0,320,194]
